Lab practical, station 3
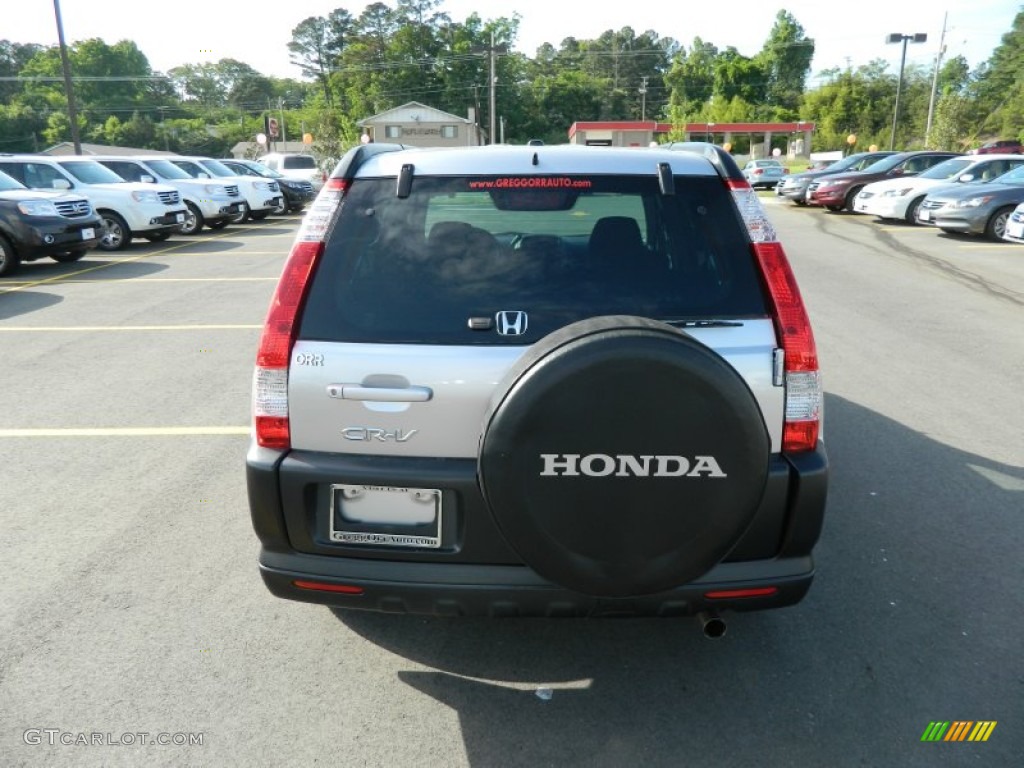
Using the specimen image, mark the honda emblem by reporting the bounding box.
[495,310,528,336]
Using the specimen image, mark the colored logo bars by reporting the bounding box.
[921,721,997,742]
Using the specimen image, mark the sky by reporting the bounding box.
[3,0,1020,88]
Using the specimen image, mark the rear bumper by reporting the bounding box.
[258,552,815,617]
[247,443,828,616]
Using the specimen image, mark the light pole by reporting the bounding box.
[886,32,927,150]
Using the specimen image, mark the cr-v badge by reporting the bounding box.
[496,310,528,336]
[342,427,418,442]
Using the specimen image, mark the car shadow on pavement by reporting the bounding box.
[0,290,64,320]
[0,260,170,320]
[333,393,1022,767]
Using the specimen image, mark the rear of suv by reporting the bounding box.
[246,143,828,629]
[257,152,326,193]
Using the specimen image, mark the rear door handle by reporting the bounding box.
[326,384,433,402]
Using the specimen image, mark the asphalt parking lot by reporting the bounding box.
[1,203,1021,767]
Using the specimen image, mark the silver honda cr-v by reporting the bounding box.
[246,142,828,634]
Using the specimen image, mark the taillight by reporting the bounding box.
[730,182,822,453]
[253,178,348,449]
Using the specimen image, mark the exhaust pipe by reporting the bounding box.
[697,611,727,639]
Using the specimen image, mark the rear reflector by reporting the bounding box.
[293,580,365,595]
[704,587,779,600]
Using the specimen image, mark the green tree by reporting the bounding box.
[0,40,43,102]
[288,9,356,105]
[757,10,814,116]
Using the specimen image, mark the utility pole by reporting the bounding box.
[279,97,287,146]
[639,76,648,122]
[473,34,507,145]
[925,13,948,148]
[52,0,82,155]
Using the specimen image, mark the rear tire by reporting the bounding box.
[0,234,20,277]
[98,211,132,251]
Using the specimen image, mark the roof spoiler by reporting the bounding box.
[662,141,746,183]
[329,143,409,182]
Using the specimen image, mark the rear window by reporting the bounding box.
[282,156,317,170]
[300,174,767,345]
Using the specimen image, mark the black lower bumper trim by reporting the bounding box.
[258,550,814,617]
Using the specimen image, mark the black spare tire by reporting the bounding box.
[478,316,771,597]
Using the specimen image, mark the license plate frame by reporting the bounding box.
[329,484,442,548]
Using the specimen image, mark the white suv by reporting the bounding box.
[246,143,829,634]
[257,152,326,192]
[168,157,282,223]
[0,155,186,250]
[94,156,245,235]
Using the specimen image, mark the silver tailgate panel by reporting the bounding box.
[287,319,784,458]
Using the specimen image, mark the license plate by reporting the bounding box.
[233,203,245,213]
[855,203,867,212]
[1007,221,1024,239]
[81,227,95,240]
[176,213,185,223]
[330,484,441,548]
[919,210,931,221]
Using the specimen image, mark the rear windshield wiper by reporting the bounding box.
[663,319,745,328]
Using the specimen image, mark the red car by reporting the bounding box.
[970,139,1023,155]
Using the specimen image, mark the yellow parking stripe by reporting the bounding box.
[0,426,249,437]
[0,324,260,332]
[0,221,293,295]
[0,230,225,296]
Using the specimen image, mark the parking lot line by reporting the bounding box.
[0,426,249,437]
[0,227,288,296]
[0,324,260,332]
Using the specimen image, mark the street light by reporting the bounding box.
[886,32,927,151]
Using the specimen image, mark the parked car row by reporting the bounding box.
[775,148,1024,242]
[0,152,320,276]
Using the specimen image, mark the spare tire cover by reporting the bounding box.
[478,316,770,597]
